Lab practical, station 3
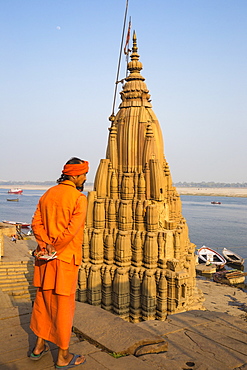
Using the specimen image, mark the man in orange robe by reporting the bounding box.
[30,157,89,368]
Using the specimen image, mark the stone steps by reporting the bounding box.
[1,283,37,298]
[2,285,37,296]
[0,279,33,288]
[0,274,33,284]
[0,260,35,302]
[0,260,34,266]
[0,269,32,275]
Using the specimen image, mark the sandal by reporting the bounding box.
[30,344,50,361]
[55,354,86,369]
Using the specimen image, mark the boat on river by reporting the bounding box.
[211,201,221,204]
[222,248,245,266]
[213,269,247,285]
[6,198,19,202]
[8,188,23,194]
[2,220,31,228]
[197,246,226,267]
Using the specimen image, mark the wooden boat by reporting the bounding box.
[222,248,245,265]
[213,269,247,285]
[19,223,31,229]
[8,188,23,194]
[2,220,31,228]
[197,246,226,267]
[211,201,221,204]
[7,198,19,202]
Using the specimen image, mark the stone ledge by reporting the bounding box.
[73,301,168,356]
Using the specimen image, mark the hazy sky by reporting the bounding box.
[1,0,246,183]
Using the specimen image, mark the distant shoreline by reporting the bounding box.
[176,187,247,198]
[1,185,247,197]
[0,184,93,192]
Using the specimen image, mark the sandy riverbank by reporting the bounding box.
[176,187,247,197]
[1,185,247,197]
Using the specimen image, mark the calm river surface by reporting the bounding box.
[1,189,246,269]
[180,195,247,271]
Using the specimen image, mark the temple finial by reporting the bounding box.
[131,31,139,61]
[132,31,138,54]
[126,30,144,80]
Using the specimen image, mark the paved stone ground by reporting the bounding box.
[0,236,247,370]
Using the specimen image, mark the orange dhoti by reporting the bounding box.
[30,258,79,349]
[30,289,76,349]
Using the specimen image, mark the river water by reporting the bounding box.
[180,195,247,270]
[1,188,246,270]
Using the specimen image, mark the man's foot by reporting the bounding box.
[29,343,49,360]
[55,354,86,369]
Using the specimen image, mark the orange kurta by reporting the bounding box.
[30,180,87,349]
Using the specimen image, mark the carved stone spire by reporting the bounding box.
[78,32,204,321]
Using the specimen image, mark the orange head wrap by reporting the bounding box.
[62,161,89,176]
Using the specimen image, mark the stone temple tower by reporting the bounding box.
[77,32,203,321]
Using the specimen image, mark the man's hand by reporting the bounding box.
[33,245,46,258]
[34,244,56,259]
[46,244,56,256]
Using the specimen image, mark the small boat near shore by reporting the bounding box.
[8,188,23,194]
[222,248,245,266]
[6,198,19,202]
[197,246,226,267]
[213,269,247,285]
[2,220,31,228]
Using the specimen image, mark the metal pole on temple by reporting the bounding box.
[111,0,129,117]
